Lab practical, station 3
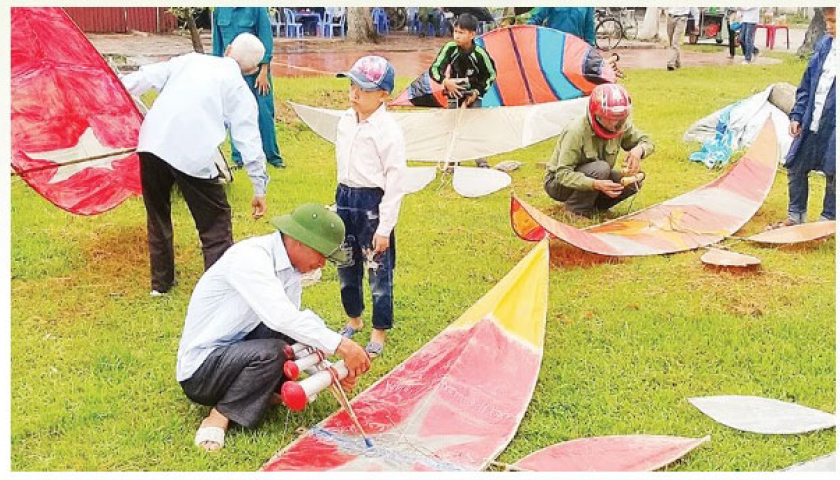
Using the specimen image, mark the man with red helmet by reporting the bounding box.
[543,83,655,218]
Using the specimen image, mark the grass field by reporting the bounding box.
[10,54,835,471]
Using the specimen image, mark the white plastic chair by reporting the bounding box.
[283,8,303,38]
[269,9,284,38]
[322,7,346,38]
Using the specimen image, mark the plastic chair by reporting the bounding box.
[269,9,284,38]
[283,8,303,39]
[321,7,346,37]
[405,7,420,33]
[371,8,390,35]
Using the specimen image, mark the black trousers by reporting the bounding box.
[139,152,233,292]
[180,323,293,429]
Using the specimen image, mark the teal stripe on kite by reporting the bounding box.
[537,29,584,100]
[475,36,503,107]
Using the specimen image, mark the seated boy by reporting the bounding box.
[429,13,497,166]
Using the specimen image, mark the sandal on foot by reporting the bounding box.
[365,341,384,358]
[195,426,226,451]
[765,219,798,231]
[339,325,361,338]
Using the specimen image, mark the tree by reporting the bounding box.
[797,7,827,57]
[637,7,661,41]
[168,7,205,54]
[347,7,378,43]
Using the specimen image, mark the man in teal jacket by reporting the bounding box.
[527,7,596,46]
[213,7,284,168]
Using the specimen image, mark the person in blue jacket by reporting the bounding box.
[527,7,595,46]
[213,7,284,168]
[771,7,836,228]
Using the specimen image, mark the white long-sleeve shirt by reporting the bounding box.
[738,7,760,24]
[122,53,268,196]
[335,103,407,236]
[810,39,836,133]
[176,232,343,381]
[668,7,700,19]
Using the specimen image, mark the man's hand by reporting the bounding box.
[372,234,390,254]
[464,91,479,107]
[339,375,357,393]
[593,179,624,198]
[443,78,465,98]
[623,146,645,176]
[336,338,370,379]
[255,65,270,95]
[789,120,802,138]
[251,196,267,219]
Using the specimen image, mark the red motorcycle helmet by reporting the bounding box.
[588,84,632,140]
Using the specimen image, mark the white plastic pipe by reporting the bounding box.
[281,360,348,411]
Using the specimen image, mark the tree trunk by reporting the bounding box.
[798,7,826,57]
[637,7,661,41]
[347,7,378,43]
[185,14,204,53]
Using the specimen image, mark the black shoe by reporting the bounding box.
[269,162,286,169]
[667,64,675,71]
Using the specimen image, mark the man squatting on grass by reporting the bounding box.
[177,203,371,452]
[543,84,655,218]
[121,33,269,297]
[334,56,407,358]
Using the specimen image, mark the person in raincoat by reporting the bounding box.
[213,7,285,168]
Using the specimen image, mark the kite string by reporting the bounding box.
[438,99,469,175]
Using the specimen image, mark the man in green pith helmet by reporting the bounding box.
[177,203,370,452]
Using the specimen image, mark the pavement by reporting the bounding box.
[89,25,806,79]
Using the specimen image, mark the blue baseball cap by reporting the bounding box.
[337,56,395,94]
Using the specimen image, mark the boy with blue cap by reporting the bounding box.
[333,56,407,358]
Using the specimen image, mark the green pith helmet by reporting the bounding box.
[270,204,348,264]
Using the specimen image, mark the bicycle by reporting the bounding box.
[616,7,639,40]
[595,8,623,50]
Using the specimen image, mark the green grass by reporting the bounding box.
[11,56,834,471]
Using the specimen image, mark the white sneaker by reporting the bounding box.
[150,290,165,297]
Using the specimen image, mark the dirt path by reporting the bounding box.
[90,29,783,80]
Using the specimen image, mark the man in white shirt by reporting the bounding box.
[179,203,370,451]
[121,33,270,296]
[667,7,700,70]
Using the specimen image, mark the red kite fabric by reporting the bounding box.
[511,121,779,256]
[262,240,549,471]
[391,26,616,108]
[11,7,142,215]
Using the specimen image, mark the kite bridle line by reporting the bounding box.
[438,98,470,184]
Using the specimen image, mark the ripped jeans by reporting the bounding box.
[335,184,396,330]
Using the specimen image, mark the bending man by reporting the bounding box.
[122,33,269,296]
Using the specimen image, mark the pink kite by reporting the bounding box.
[263,240,549,471]
[511,121,779,256]
[513,435,710,471]
[11,7,142,215]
